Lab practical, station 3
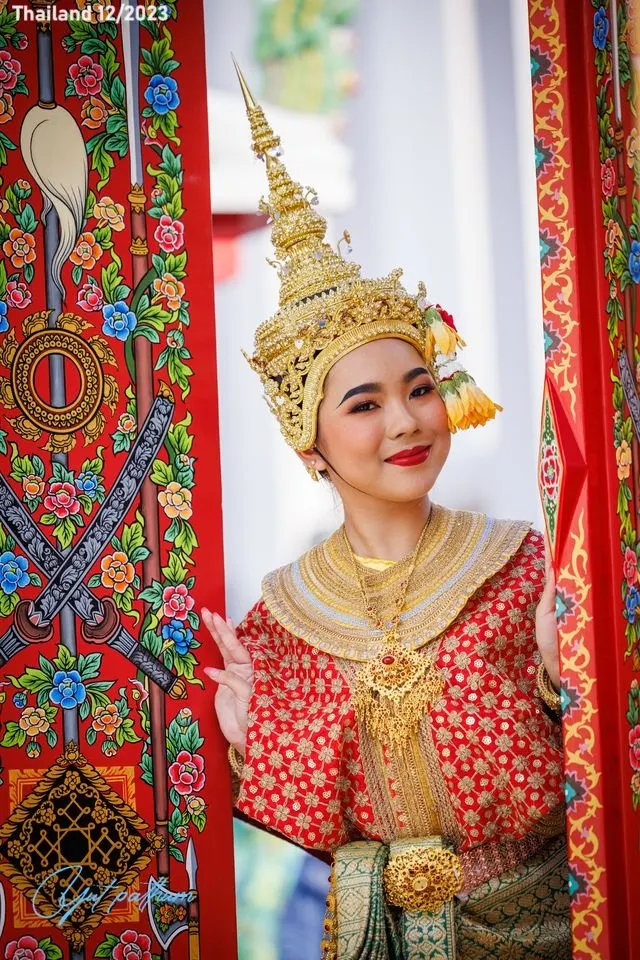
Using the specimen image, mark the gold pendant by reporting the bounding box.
[353,636,444,744]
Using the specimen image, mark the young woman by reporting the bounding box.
[204,69,570,959]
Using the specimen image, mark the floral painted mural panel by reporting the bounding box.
[0,1,234,957]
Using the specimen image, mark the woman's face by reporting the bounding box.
[301,338,451,502]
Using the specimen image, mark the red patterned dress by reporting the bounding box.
[231,506,568,957]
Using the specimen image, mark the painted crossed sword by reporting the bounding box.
[0,391,184,697]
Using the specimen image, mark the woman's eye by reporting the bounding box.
[350,385,434,413]
[412,384,434,397]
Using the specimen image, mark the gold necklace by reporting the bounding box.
[344,512,444,744]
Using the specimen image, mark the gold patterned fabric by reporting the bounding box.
[261,504,531,660]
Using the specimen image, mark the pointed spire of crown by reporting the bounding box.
[233,57,360,307]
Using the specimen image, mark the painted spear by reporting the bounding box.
[120,11,172,951]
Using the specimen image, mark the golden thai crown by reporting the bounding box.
[234,61,501,476]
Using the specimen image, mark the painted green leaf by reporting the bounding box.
[0,722,26,748]
[17,667,52,693]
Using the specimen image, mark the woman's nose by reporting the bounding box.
[385,399,420,438]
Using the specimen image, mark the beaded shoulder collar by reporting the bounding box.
[261,504,531,662]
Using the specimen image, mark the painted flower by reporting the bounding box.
[175,824,188,840]
[605,218,623,257]
[69,54,104,97]
[5,279,32,309]
[168,749,205,796]
[2,228,36,268]
[0,51,20,93]
[92,703,123,736]
[44,481,80,519]
[129,678,148,704]
[93,195,125,232]
[70,231,102,270]
[12,691,26,708]
[593,6,609,50]
[630,724,640,770]
[176,707,192,725]
[158,481,192,520]
[600,157,616,197]
[0,551,29,595]
[77,280,104,312]
[617,439,632,480]
[25,740,41,758]
[75,471,100,499]
[144,74,180,115]
[22,474,44,500]
[166,330,183,349]
[186,795,206,816]
[4,936,47,960]
[153,272,185,310]
[158,902,186,925]
[154,214,184,253]
[162,618,194,655]
[0,300,8,334]
[100,551,135,594]
[81,93,108,128]
[161,584,194,621]
[624,546,638,586]
[50,670,87,709]
[539,443,559,500]
[117,412,136,434]
[0,92,14,124]
[625,585,640,625]
[14,34,28,51]
[19,706,49,736]
[103,741,117,757]
[630,240,640,283]
[102,301,137,341]
[112,930,153,960]
[142,118,158,146]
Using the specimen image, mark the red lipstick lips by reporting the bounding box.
[385,445,431,466]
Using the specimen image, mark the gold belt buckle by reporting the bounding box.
[383,844,464,913]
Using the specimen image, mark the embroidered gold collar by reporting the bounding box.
[261,504,530,661]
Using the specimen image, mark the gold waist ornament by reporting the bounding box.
[383,843,464,913]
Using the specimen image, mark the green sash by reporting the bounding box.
[328,836,571,960]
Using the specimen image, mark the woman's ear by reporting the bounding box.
[296,446,328,474]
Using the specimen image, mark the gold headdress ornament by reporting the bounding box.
[234,59,502,478]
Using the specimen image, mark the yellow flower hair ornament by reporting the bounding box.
[422,303,502,434]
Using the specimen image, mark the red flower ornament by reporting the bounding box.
[168,749,206,795]
[4,937,46,960]
[112,930,153,960]
[43,481,80,519]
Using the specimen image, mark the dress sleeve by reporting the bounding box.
[231,599,353,854]
[479,528,558,713]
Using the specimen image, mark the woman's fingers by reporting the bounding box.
[204,666,251,703]
[202,608,251,666]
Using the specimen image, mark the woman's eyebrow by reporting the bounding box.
[337,367,431,406]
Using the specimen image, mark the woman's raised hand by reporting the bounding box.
[202,608,253,755]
